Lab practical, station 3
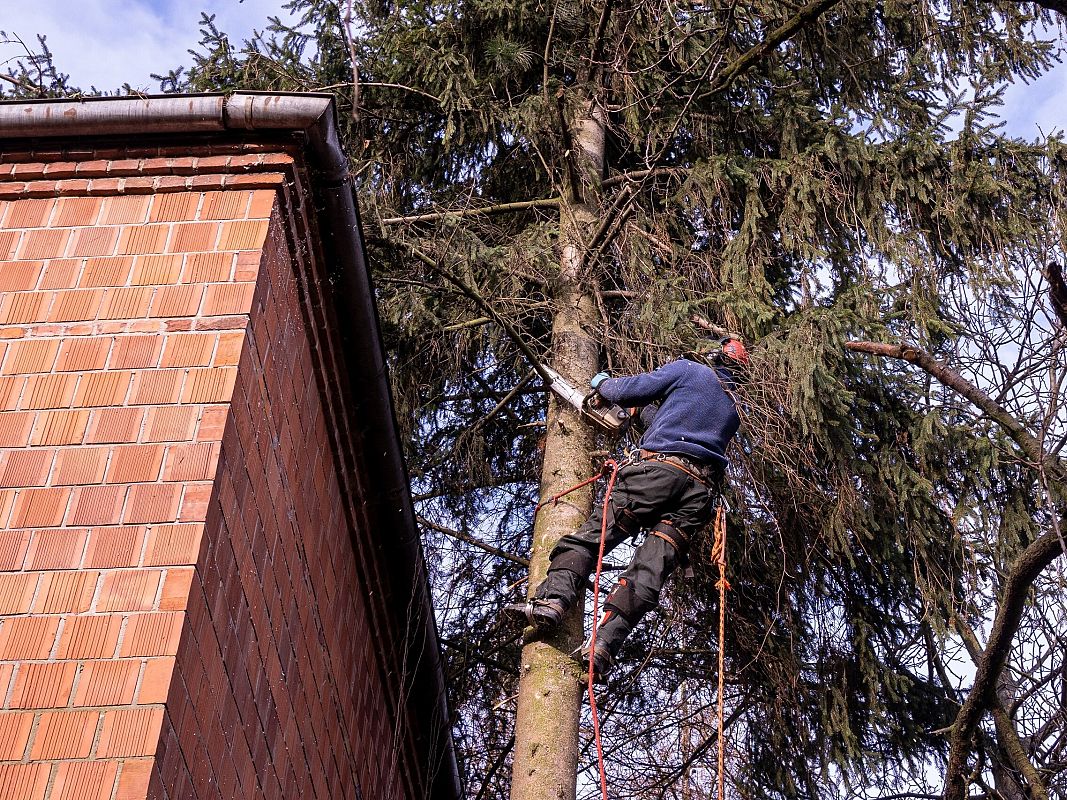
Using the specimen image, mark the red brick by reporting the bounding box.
[53,196,102,227]
[52,446,109,485]
[0,763,50,799]
[83,525,145,569]
[0,376,25,409]
[0,713,34,759]
[32,570,97,613]
[131,253,182,285]
[115,760,153,800]
[86,406,143,444]
[80,256,133,287]
[99,286,152,320]
[182,251,231,283]
[248,189,277,219]
[202,283,255,316]
[97,707,163,757]
[0,616,61,659]
[96,570,161,612]
[137,657,175,704]
[0,448,53,487]
[56,337,111,371]
[149,193,198,223]
[74,660,140,706]
[25,528,88,569]
[109,334,161,369]
[119,612,182,657]
[69,225,120,257]
[106,444,164,483]
[0,261,43,291]
[213,331,244,366]
[10,487,70,527]
[129,369,182,405]
[73,370,133,407]
[47,288,103,322]
[2,197,54,229]
[101,195,150,225]
[161,333,216,368]
[42,161,80,179]
[0,530,30,570]
[125,484,181,524]
[194,315,247,331]
[30,409,90,445]
[144,523,203,565]
[2,338,59,374]
[117,224,169,255]
[0,410,34,447]
[20,373,76,409]
[219,219,269,251]
[17,228,69,260]
[195,406,228,441]
[50,761,119,800]
[181,367,237,403]
[29,710,98,758]
[39,258,83,290]
[158,566,194,611]
[179,483,212,522]
[68,484,125,526]
[199,190,250,220]
[179,432,225,477]
[0,327,25,339]
[143,405,198,442]
[168,221,218,253]
[0,573,37,614]
[9,661,77,708]
[55,614,122,659]
[0,291,49,324]
[149,284,203,317]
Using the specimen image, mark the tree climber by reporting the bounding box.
[506,337,748,679]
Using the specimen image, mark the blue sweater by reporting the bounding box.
[597,359,740,466]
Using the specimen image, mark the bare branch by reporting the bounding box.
[379,197,560,226]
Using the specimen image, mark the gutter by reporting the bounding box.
[0,92,462,800]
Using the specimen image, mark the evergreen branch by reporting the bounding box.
[407,245,555,384]
[379,197,560,226]
[1029,0,1067,16]
[845,339,1066,799]
[844,341,1065,484]
[417,515,530,567]
[705,0,843,96]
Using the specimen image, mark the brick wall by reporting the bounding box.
[0,148,429,800]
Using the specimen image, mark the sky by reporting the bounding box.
[1,0,1066,139]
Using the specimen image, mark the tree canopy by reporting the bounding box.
[6,2,1067,797]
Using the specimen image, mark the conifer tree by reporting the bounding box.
[8,2,1067,797]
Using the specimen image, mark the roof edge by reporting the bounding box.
[0,92,348,181]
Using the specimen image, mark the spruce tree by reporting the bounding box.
[8,2,1067,797]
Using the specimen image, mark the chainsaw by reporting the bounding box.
[539,365,630,433]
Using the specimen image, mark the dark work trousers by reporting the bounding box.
[533,458,718,656]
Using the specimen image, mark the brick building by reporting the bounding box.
[0,94,461,800]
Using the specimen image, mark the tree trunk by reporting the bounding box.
[510,98,605,800]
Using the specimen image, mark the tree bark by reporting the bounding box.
[509,99,605,800]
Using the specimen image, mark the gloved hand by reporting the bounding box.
[590,372,610,389]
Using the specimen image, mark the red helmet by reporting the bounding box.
[719,337,749,367]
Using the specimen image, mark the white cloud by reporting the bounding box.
[0,0,293,93]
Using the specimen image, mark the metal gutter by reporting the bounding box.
[0,92,461,800]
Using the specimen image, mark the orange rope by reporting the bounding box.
[712,505,730,800]
[588,460,619,800]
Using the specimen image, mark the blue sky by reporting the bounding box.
[1,0,1065,139]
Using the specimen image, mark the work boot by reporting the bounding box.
[501,598,566,633]
[576,638,615,683]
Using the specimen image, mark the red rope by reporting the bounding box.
[588,459,619,800]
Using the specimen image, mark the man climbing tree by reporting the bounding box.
[506,338,747,679]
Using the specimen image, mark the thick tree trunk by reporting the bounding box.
[510,100,605,800]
